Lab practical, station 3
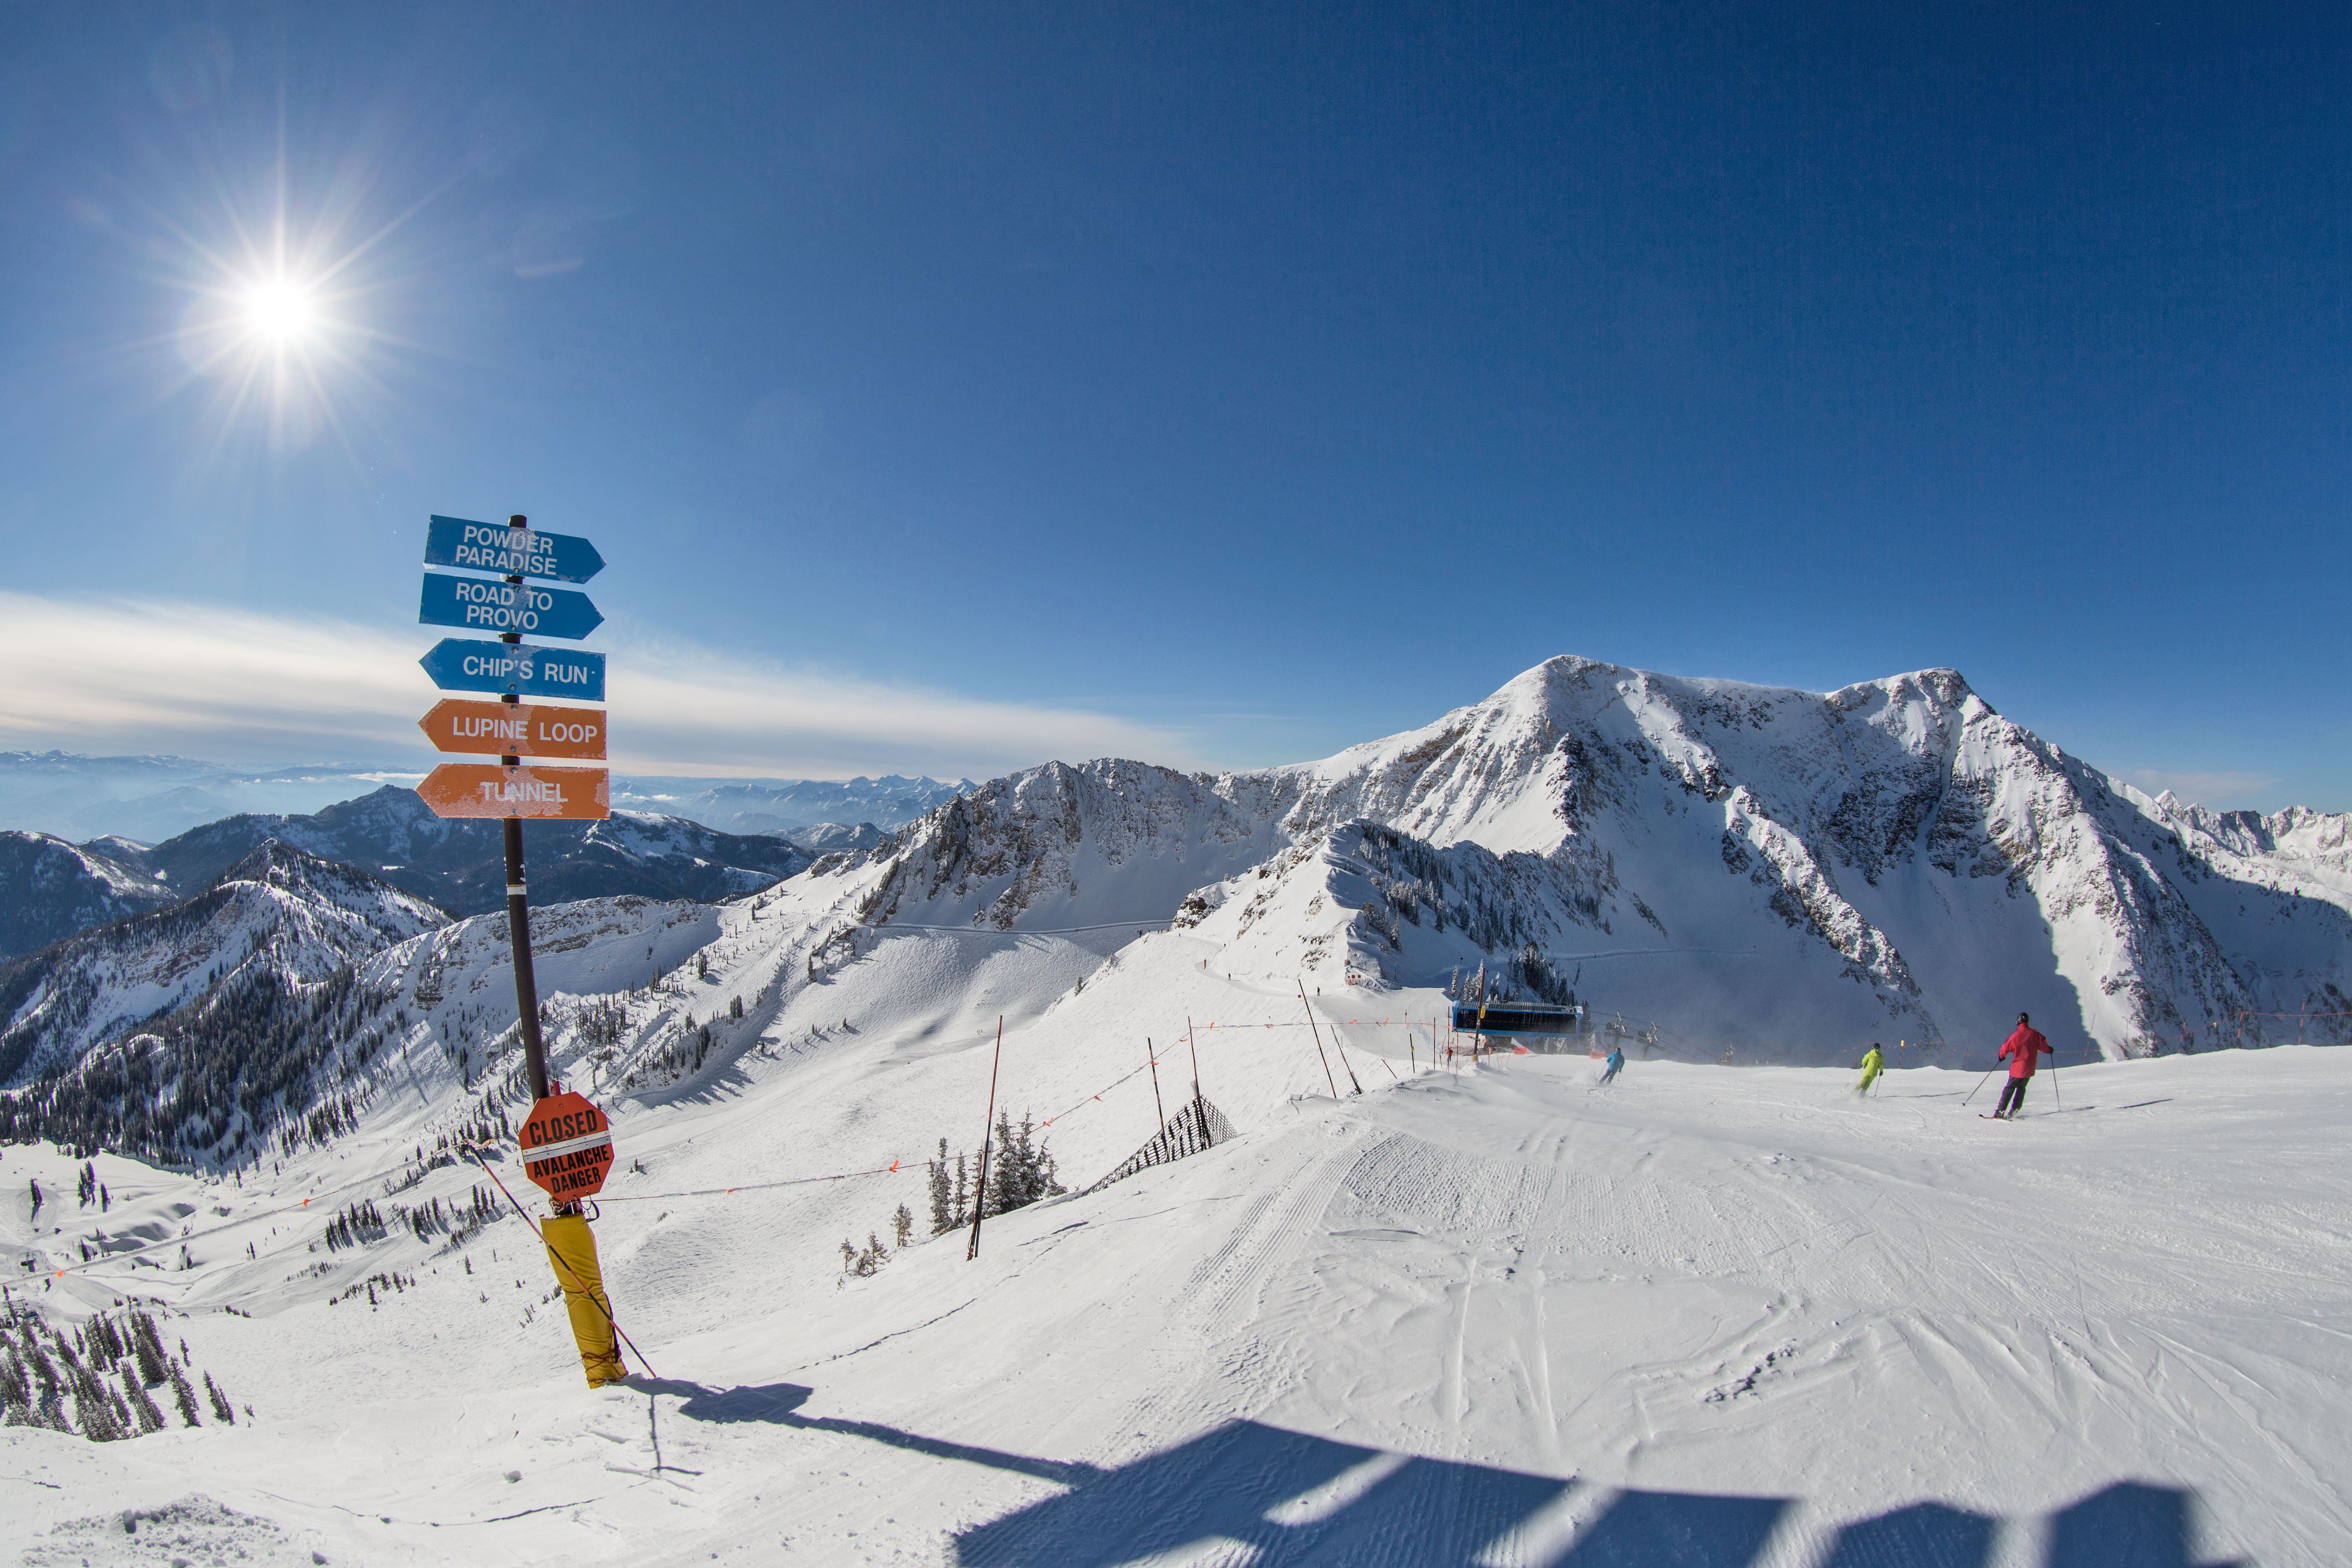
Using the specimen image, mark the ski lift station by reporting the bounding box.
[1452,1000,1584,1051]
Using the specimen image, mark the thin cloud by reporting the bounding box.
[0,591,1197,778]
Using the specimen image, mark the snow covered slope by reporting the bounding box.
[6,1028,2345,1565]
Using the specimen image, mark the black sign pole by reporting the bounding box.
[499,513,552,1108]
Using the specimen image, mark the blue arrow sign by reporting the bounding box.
[424,515,605,584]
[419,639,607,701]
[420,572,603,640]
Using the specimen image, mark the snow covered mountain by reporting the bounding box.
[0,831,177,957]
[822,657,2350,1064]
[0,844,446,1160]
[787,819,887,852]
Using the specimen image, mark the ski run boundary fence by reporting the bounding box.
[1085,1095,1240,1196]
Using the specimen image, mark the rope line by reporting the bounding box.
[1041,1059,1160,1129]
[588,1163,913,1203]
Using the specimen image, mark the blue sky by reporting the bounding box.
[0,5,2345,807]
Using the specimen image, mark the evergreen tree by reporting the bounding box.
[984,1111,1065,1216]
[203,1371,234,1425]
[130,1311,168,1388]
[120,1363,165,1434]
[951,1153,969,1228]
[893,1204,913,1249]
[169,1362,201,1426]
[927,1141,953,1235]
[70,1365,122,1442]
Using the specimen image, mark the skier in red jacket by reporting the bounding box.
[1993,1013,2051,1119]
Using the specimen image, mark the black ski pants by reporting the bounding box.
[1994,1078,2029,1118]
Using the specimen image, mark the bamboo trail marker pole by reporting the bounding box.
[1326,994,1364,1094]
[966,1016,1004,1262]
[1185,1016,1209,1127]
[1294,990,1339,1099]
[1145,1037,1166,1128]
[1299,984,1358,1096]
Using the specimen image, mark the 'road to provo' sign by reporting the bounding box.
[420,572,604,640]
[417,762,610,819]
[518,1091,614,1200]
[418,698,607,760]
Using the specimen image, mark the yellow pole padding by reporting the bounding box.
[540,1213,626,1387]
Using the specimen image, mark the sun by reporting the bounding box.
[147,158,438,461]
[240,276,317,343]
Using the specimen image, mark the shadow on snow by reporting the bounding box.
[655,1381,2237,1567]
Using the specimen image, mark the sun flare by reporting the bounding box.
[241,276,317,342]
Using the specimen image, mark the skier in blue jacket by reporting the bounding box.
[1599,1045,1624,1086]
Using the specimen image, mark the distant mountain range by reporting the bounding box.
[0,787,824,956]
[0,750,968,842]
[606,775,971,836]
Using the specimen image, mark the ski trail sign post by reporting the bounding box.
[417,512,628,1388]
[418,698,606,759]
[417,639,605,700]
[415,762,610,819]
[419,573,604,639]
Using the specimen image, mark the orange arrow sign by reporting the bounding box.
[417,699,608,760]
[417,763,610,820]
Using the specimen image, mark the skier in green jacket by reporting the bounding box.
[1854,1042,1885,1096]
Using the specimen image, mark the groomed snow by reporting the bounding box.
[7,1020,2346,1565]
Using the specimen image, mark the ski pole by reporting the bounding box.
[1961,1067,1998,1107]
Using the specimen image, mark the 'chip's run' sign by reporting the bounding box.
[518,1091,614,1200]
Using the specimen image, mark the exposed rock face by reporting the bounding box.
[852,760,1295,933]
[848,658,2349,1062]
